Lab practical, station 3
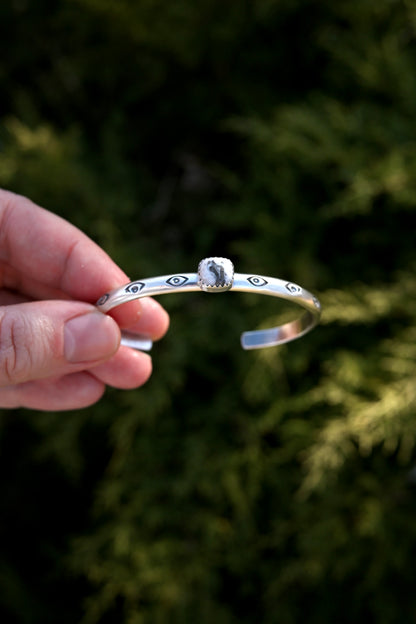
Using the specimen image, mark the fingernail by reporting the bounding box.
[64,312,120,363]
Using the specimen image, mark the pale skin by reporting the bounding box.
[0,189,170,411]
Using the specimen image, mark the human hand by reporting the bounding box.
[0,190,169,411]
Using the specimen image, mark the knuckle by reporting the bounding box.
[0,313,34,385]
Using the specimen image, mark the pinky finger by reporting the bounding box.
[0,372,106,411]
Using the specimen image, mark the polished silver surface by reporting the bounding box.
[96,258,321,351]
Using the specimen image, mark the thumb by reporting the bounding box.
[0,300,121,386]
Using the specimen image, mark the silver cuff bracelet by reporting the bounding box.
[96,257,321,351]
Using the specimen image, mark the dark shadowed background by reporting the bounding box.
[1,1,416,622]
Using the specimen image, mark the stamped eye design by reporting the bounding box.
[96,293,109,306]
[166,275,188,287]
[125,281,145,294]
[248,276,268,287]
[286,282,302,295]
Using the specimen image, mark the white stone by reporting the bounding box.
[198,257,234,292]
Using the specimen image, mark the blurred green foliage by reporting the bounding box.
[1,0,416,622]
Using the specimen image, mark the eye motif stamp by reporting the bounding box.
[198,257,234,292]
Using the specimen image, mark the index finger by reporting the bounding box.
[0,190,169,331]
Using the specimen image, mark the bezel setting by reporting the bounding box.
[198,257,234,293]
